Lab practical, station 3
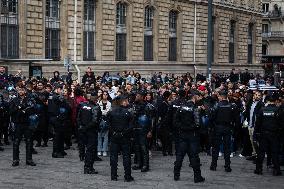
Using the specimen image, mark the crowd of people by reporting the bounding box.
[0,66,283,182]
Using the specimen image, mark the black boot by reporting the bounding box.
[194,176,205,183]
[12,160,19,167]
[273,169,282,176]
[0,146,4,151]
[132,164,142,170]
[84,167,98,174]
[52,153,64,158]
[254,169,263,175]
[192,168,205,183]
[26,160,36,166]
[124,175,134,182]
[174,173,180,181]
[225,166,232,172]
[210,165,216,171]
[141,166,149,172]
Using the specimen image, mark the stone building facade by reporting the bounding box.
[0,0,263,78]
[262,0,284,55]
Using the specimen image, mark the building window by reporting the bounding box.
[116,2,126,26]
[262,3,269,13]
[229,20,236,63]
[262,24,269,33]
[83,0,95,60]
[0,0,19,58]
[116,2,127,61]
[144,6,154,61]
[169,11,178,61]
[262,44,268,55]
[45,0,60,60]
[247,23,253,64]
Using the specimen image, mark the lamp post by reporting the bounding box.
[207,0,213,82]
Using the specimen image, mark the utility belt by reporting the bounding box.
[215,121,232,126]
[112,131,128,138]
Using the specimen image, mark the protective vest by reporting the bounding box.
[214,103,234,125]
[261,105,279,133]
[175,103,197,131]
[79,103,93,126]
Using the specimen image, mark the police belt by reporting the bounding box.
[112,131,126,137]
[215,121,232,126]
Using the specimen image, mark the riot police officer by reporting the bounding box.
[77,95,102,174]
[48,84,71,158]
[167,90,188,155]
[0,94,9,151]
[108,95,134,182]
[254,94,282,176]
[210,90,238,172]
[173,94,205,183]
[132,91,152,172]
[10,84,37,166]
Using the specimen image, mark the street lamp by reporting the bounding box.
[207,0,213,82]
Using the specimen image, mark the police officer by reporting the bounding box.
[108,95,134,182]
[0,94,9,150]
[210,90,238,172]
[173,94,205,183]
[48,84,71,158]
[167,90,188,155]
[132,91,152,172]
[254,94,282,176]
[77,95,102,174]
[10,84,37,166]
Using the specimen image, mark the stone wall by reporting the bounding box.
[3,0,264,75]
[25,0,44,58]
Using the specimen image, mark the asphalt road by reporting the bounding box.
[0,142,283,189]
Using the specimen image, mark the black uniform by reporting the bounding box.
[157,99,172,156]
[210,99,238,172]
[132,101,152,172]
[254,104,282,176]
[168,98,187,154]
[0,94,9,149]
[48,94,71,158]
[10,95,37,166]
[173,100,205,183]
[77,101,102,174]
[34,92,49,147]
[108,104,134,181]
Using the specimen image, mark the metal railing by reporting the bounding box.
[262,31,284,38]
[263,10,284,18]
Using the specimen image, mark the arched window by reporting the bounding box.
[169,11,178,61]
[144,6,154,61]
[83,0,96,60]
[116,2,127,61]
[45,0,61,60]
[229,20,236,63]
[247,23,253,64]
[0,0,19,58]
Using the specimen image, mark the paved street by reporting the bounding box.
[0,142,283,189]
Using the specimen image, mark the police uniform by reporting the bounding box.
[132,100,152,172]
[108,96,134,182]
[10,94,37,166]
[173,100,205,183]
[210,98,238,172]
[48,93,71,158]
[0,94,9,150]
[77,100,102,174]
[254,100,282,176]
